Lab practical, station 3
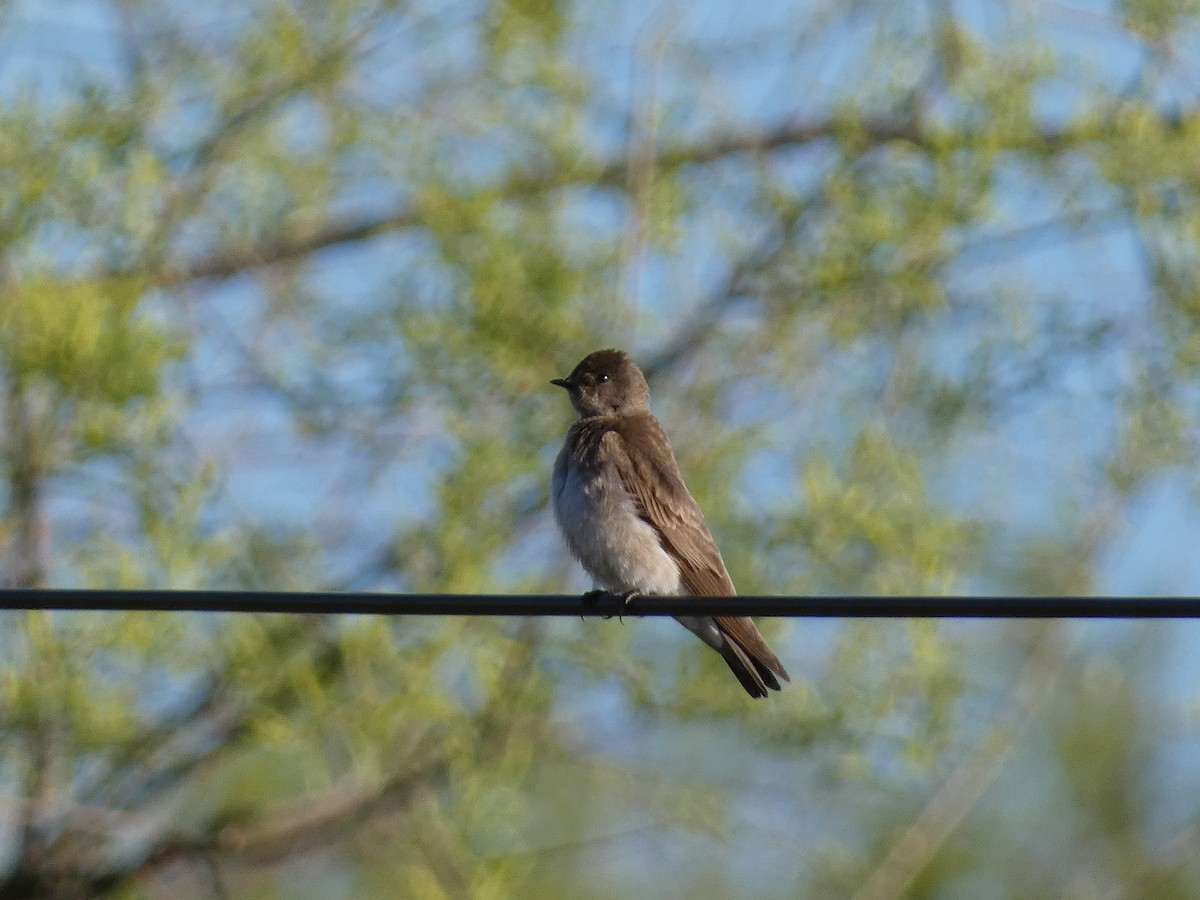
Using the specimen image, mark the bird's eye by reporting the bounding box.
[597,373,610,383]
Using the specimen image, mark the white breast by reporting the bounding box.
[552,444,682,595]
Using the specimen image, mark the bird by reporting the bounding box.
[550,348,789,698]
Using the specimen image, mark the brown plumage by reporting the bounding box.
[551,349,789,698]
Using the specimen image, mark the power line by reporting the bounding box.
[0,590,1196,618]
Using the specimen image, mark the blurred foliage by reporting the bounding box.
[0,0,1198,897]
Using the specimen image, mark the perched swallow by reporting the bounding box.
[551,349,788,698]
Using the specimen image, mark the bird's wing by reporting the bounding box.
[600,421,734,596]
[602,421,789,688]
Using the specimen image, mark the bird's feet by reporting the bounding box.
[582,589,643,622]
[615,590,642,620]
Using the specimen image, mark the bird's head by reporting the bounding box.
[552,349,650,417]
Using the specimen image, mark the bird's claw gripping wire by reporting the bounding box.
[582,589,643,622]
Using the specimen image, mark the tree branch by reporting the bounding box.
[119,746,452,882]
[156,116,923,286]
[152,100,1135,290]
[850,623,1073,900]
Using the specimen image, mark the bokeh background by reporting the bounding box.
[2,0,1200,896]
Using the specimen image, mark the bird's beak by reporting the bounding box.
[550,378,571,389]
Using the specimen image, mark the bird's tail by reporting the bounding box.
[716,616,790,699]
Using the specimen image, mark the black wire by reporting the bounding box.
[0,590,1197,617]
